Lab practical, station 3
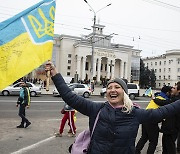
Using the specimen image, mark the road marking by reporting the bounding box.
[11,117,89,153]
[11,136,55,154]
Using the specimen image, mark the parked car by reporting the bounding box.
[53,83,71,96]
[100,83,139,100]
[53,83,91,98]
[1,82,42,97]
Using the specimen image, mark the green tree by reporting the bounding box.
[150,69,156,88]
[139,59,156,88]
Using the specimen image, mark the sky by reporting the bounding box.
[0,0,180,57]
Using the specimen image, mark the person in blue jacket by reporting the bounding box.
[135,86,172,154]
[152,81,180,154]
[45,62,180,154]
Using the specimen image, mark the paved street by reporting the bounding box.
[0,94,163,154]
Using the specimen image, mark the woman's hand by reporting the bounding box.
[45,61,58,77]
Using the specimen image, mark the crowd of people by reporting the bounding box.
[14,61,180,154]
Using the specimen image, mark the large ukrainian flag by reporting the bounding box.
[0,0,56,90]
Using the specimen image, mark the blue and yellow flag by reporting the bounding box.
[144,87,153,97]
[0,0,56,90]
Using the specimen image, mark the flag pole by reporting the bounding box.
[46,60,51,91]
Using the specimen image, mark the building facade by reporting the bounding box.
[143,50,180,88]
[52,24,141,84]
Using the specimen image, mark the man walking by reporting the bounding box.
[135,86,172,154]
[153,81,180,154]
[16,81,31,128]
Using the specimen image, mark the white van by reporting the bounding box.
[127,83,140,100]
[100,83,139,100]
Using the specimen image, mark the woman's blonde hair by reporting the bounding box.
[121,91,133,113]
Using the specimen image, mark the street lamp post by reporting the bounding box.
[83,0,111,82]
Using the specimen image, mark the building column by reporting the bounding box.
[120,60,124,78]
[97,58,101,82]
[92,57,97,79]
[76,56,81,79]
[124,61,127,79]
[111,60,115,79]
[81,56,86,81]
[107,59,111,79]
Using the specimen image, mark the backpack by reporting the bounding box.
[69,110,101,154]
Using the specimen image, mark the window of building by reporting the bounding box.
[155,62,157,65]
[168,68,171,72]
[68,60,71,64]
[159,76,161,79]
[67,72,70,76]
[164,61,166,65]
[147,63,149,66]
[159,69,161,73]
[168,75,170,79]
[159,61,161,65]
[155,69,157,73]
[67,66,71,70]
[169,60,173,64]
[178,76,180,80]
[68,54,71,58]
[178,68,180,72]
[178,58,180,64]
[85,62,89,70]
[164,68,166,72]
[131,69,140,81]
[159,83,161,87]
[164,76,166,79]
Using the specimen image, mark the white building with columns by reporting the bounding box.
[52,24,141,84]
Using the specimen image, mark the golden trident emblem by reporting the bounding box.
[28,6,55,38]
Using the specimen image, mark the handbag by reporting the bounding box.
[70,110,101,154]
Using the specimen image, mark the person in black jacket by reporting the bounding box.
[153,81,180,154]
[16,81,31,128]
[45,61,180,154]
[135,86,172,154]
[174,81,180,153]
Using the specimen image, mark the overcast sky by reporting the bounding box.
[0,0,180,57]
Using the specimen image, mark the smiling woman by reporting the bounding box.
[106,78,133,111]
[44,61,180,154]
